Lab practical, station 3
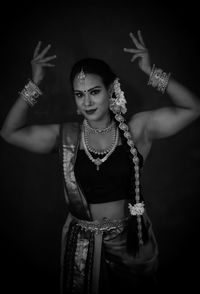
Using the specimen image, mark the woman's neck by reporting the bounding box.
[86,117,112,130]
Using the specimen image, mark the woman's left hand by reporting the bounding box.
[124,30,151,75]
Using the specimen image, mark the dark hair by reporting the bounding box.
[69,58,117,89]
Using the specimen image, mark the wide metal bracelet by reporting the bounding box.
[19,80,42,107]
[148,64,171,94]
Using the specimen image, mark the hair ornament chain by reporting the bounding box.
[114,111,144,246]
[124,131,132,139]
[119,122,129,132]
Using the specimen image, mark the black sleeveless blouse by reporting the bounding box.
[74,142,143,204]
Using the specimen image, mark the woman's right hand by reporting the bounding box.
[31,41,57,85]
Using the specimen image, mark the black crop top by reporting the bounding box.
[74,143,143,204]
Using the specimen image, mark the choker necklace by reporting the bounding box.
[84,122,116,155]
[83,119,115,134]
[82,124,119,171]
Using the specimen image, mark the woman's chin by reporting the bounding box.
[83,109,110,124]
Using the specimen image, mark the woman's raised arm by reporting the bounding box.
[0,42,59,153]
[124,31,200,140]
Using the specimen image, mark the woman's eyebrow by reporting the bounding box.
[74,86,101,92]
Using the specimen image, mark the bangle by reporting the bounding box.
[148,64,171,94]
[19,80,42,107]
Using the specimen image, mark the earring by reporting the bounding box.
[109,103,113,113]
[109,88,114,111]
[77,109,81,115]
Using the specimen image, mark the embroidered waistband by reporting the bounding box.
[75,215,129,235]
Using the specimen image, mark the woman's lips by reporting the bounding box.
[85,109,97,115]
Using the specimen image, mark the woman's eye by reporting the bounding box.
[91,90,100,95]
[75,93,83,98]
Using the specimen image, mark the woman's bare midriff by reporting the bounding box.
[89,199,129,221]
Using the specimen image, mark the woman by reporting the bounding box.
[1,31,200,293]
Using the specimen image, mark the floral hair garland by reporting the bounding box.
[128,202,145,216]
[110,77,145,245]
[109,78,127,114]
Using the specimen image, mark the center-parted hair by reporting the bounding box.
[70,58,117,89]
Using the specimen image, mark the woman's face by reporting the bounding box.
[73,73,111,124]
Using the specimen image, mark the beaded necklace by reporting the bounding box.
[82,124,119,171]
[84,120,116,155]
[83,119,115,134]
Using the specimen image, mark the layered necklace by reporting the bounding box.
[83,119,115,134]
[82,119,119,171]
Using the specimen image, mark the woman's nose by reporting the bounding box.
[84,92,92,106]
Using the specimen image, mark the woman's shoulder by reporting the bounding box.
[60,121,81,130]
[59,121,81,138]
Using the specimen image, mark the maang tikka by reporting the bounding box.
[77,68,86,83]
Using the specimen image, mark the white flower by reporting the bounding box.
[110,78,127,114]
[128,202,145,216]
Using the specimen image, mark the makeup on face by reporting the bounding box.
[73,73,110,125]
[74,86,102,100]
[85,109,97,115]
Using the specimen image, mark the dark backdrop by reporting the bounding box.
[0,1,200,293]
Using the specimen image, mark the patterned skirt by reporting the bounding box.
[61,214,158,294]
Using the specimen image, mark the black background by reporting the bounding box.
[0,1,200,293]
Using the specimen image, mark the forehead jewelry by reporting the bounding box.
[77,68,86,84]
